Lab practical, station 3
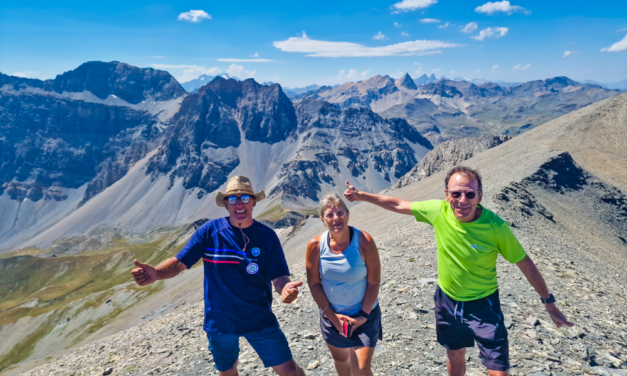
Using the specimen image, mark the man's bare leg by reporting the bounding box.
[446,348,466,376]
[219,360,238,376]
[487,369,508,376]
[272,359,306,376]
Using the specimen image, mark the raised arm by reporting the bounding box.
[305,236,348,335]
[343,180,413,215]
[131,257,187,286]
[516,255,574,327]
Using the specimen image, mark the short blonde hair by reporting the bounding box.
[319,192,350,217]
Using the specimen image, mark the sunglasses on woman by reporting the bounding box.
[227,194,252,205]
[448,191,477,199]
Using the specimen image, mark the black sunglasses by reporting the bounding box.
[448,191,477,199]
[227,194,252,205]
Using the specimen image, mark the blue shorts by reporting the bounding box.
[434,286,509,371]
[207,326,293,372]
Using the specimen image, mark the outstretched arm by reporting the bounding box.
[516,255,574,327]
[131,257,187,286]
[343,180,413,215]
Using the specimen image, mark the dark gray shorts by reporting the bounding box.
[434,286,509,371]
[320,305,383,348]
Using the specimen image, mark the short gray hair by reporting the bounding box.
[319,192,349,217]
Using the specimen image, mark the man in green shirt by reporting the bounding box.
[344,166,573,376]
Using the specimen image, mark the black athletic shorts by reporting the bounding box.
[434,286,510,371]
[320,305,383,348]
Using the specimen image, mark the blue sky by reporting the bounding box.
[1,0,626,87]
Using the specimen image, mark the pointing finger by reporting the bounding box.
[290,281,304,288]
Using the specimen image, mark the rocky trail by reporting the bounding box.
[20,214,627,376]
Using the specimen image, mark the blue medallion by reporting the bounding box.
[246,263,259,275]
[252,247,261,257]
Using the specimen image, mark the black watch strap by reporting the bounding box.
[358,310,370,320]
[540,293,556,304]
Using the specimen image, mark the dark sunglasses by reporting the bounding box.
[227,194,252,205]
[448,191,477,199]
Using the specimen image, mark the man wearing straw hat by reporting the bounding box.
[132,175,306,376]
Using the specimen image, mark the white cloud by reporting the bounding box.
[563,51,580,58]
[226,64,256,79]
[217,58,274,62]
[438,22,450,29]
[392,0,437,12]
[394,22,402,27]
[12,71,35,78]
[251,52,259,57]
[154,56,166,59]
[460,22,478,34]
[373,31,387,40]
[450,70,457,76]
[401,32,410,37]
[417,50,441,56]
[492,65,500,71]
[475,1,529,15]
[432,68,441,73]
[152,64,222,82]
[178,10,211,23]
[513,63,531,71]
[601,34,627,52]
[420,18,441,23]
[472,27,508,41]
[273,32,461,57]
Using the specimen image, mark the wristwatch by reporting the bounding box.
[358,310,371,320]
[540,293,556,304]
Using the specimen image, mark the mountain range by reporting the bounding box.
[0,61,431,252]
[297,73,620,144]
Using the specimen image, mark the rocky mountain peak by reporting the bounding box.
[51,61,185,104]
[395,73,417,90]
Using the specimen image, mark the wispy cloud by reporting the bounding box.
[563,51,580,58]
[472,27,508,41]
[438,22,450,29]
[392,0,437,12]
[226,64,256,79]
[373,31,388,40]
[475,1,530,15]
[420,18,441,23]
[513,63,531,71]
[152,64,222,82]
[12,71,35,78]
[394,22,402,27]
[178,10,211,23]
[217,58,274,62]
[601,34,627,52]
[321,69,372,85]
[154,56,166,59]
[492,65,500,72]
[460,22,478,34]
[417,50,442,56]
[273,31,461,57]
[401,32,410,37]
[251,52,259,58]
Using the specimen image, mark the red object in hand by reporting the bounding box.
[343,320,353,338]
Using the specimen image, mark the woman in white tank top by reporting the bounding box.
[306,191,382,376]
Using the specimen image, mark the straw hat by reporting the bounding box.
[215,175,266,207]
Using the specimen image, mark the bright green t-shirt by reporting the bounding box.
[411,200,527,301]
